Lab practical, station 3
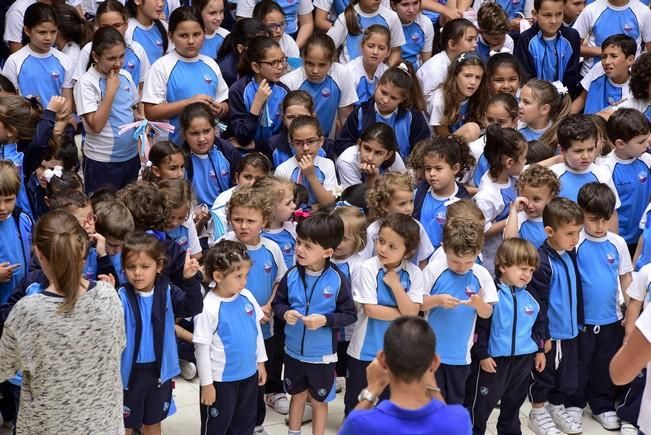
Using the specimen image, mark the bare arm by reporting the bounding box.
[296,13,314,49]
[610,325,651,385]
[363,304,402,321]
[314,8,333,31]
[571,90,587,114]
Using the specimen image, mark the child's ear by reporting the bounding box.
[540,103,551,117]
[251,62,262,75]
[504,156,514,169]
[614,138,626,149]
[236,43,246,55]
[323,247,334,259]
[151,165,161,178]
[544,225,554,238]
[156,261,164,274]
[212,270,223,284]
[452,162,461,175]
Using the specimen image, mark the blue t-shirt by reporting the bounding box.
[189,148,232,206]
[0,143,31,217]
[136,292,156,363]
[299,76,342,138]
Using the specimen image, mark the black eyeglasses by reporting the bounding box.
[257,57,288,69]
[265,21,286,31]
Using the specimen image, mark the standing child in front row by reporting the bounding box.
[565,183,633,431]
[272,212,357,435]
[527,198,584,435]
[468,238,546,435]
[345,214,423,414]
[119,232,203,435]
[421,217,497,405]
[194,240,268,435]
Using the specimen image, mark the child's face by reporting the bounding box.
[235,164,266,186]
[533,0,563,37]
[445,250,477,275]
[375,226,408,268]
[70,204,96,234]
[229,206,265,245]
[485,102,517,129]
[361,33,390,68]
[98,11,128,36]
[601,45,634,83]
[563,0,584,23]
[105,235,124,256]
[304,46,332,83]
[423,153,459,193]
[124,251,162,292]
[137,0,164,21]
[545,222,582,251]
[262,9,285,41]
[155,152,185,180]
[283,104,312,130]
[165,204,189,231]
[201,0,224,34]
[214,261,251,295]
[184,117,214,155]
[489,65,521,96]
[25,22,57,53]
[295,237,332,270]
[499,263,535,288]
[481,31,506,50]
[171,20,204,58]
[617,133,650,159]
[456,65,484,99]
[93,43,126,75]
[449,27,478,54]
[518,86,547,124]
[0,194,16,221]
[520,184,554,218]
[253,45,286,83]
[274,188,296,223]
[359,139,393,168]
[386,189,414,216]
[393,0,420,24]
[375,82,406,115]
[562,138,597,171]
[334,222,357,259]
[291,126,323,161]
[36,158,64,188]
[583,212,610,238]
[359,0,383,13]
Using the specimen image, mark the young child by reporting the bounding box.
[518,79,572,149]
[504,164,560,249]
[335,63,429,159]
[228,35,289,152]
[346,25,390,105]
[565,182,632,431]
[273,212,357,435]
[417,18,477,101]
[327,0,405,64]
[274,116,338,208]
[0,161,32,304]
[280,33,358,138]
[421,217,497,404]
[486,54,522,98]
[336,122,406,188]
[345,214,423,414]
[611,53,651,119]
[572,34,636,115]
[253,1,301,68]
[513,0,581,96]
[391,0,434,69]
[475,2,514,62]
[468,238,546,435]
[429,52,487,143]
[362,172,434,267]
[125,0,170,65]
[474,124,527,275]
[194,0,230,58]
[159,178,202,259]
[411,135,473,249]
[141,141,185,183]
[94,198,135,287]
[53,3,89,72]
[237,0,313,49]
[193,240,268,435]
[74,27,140,194]
[599,108,651,250]
[142,7,229,145]
[119,232,202,435]
[528,197,584,435]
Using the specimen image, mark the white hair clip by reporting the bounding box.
[552,81,568,96]
[397,62,410,76]
[145,160,153,167]
[457,52,466,62]
[43,166,62,183]
[489,46,513,57]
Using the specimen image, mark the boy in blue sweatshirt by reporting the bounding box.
[273,212,357,435]
[565,183,632,431]
[528,198,584,435]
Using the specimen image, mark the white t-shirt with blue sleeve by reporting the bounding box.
[74,39,151,85]
[125,18,170,65]
[336,145,406,187]
[627,262,651,309]
[346,56,388,106]
[236,0,313,35]
[359,219,434,264]
[580,62,630,114]
[274,155,338,206]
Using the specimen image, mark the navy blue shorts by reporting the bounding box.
[123,363,173,428]
[283,355,335,402]
[83,154,140,194]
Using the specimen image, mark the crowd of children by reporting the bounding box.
[0,0,650,434]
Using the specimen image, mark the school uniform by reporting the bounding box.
[615,96,651,121]
[142,50,228,144]
[262,222,297,270]
[635,203,651,270]
[345,257,424,413]
[359,218,435,265]
[422,256,498,404]
[518,122,551,142]
[413,181,470,249]
[327,4,405,63]
[573,0,651,77]
[598,150,651,245]
[334,98,430,159]
[0,208,31,304]
[236,0,313,36]
[551,161,621,206]
[429,88,471,134]
[528,240,583,406]
[184,138,240,207]
[274,155,338,206]
[515,211,547,249]
[193,288,267,435]
[565,230,631,414]
[469,281,544,434]
[165,217,202,257]
[216,51,239,88]
[417,50,451,106]
[74,39,150,85]
[400,14,435,70]
[201,27,230,59]
[476,33,515,63]
[346,56,388,106]
[119,274,203,428]
[280,62,358,138]
[469,135,489,187]
[279,33,301,70]
[125,18,169,65]
[210,185,237,242]
[3,0,38,44]
[2,45,73,106]
[336,145,406,187]
[25,173,47,221]
[268,130,331,168]
[75,67,140,193]
[1,143,33,218]
[580,63,630,114]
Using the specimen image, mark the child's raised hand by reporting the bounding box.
[105,69,120,95]
[465,293,484,309]
[535,352,546,372]
[303,314,327,330]
[47,95,67,114]
[0,262,20,283]
[298,154,316,178]
[193,205,211,225]
[90,232,107,257]
[436,294,461,309]
[98,274,116,288]
[511,196,529,212]
[284,309,303,325]
[183,253,201,279]
[200,384,217,406]
[253,79,272,105]
[480,357,497,373]
[382,269,403,290]
[257,362,267,386]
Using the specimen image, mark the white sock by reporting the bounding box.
[531,406,548,415]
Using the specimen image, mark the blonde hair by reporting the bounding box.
[227,185,274,224]
[0,160,20,196]
[253,176,295,204]
[494,238,539,278]
[33,210,88,313]
[446,199,484,227]
[366,172,413,218]
[332,206,367,254]
[443,217,484,256]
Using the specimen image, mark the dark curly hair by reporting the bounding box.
[630,53,651,100]
[118,181,167,231]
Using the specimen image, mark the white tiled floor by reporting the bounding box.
[162,376,614,435]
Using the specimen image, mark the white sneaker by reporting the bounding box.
[528,408,564,435]
[565,407,583,425]
[593,411,620,430]
[284,402,313,425]
[620,421,638,434]
[546,404,583,434]
[253,426,268,435]
[179,360,196,380]
[265,393,290,415]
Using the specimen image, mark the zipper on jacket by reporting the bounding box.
[510,286,517,356]
[300,271,325,355]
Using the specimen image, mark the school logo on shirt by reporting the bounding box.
[122,84,131,93]
[155,39,164,48]
[203,74,213,84]
[51,71,60,81]
[410,32,421,43]
[282,243,292,254]
[263,262,273,273]
[512,0,520,4]
[323,286,334,299]
[209,170,217,180]
[465,285,477,297]
[623,23,634,34]
[435,211,446,224]
[321,88,331,98]
[126,61,136,71]
[638,171,648,184]
[220,168,230,177]
[479,386,489,396]
[123,406,131,418]
[245,302,254,316]
[524,304,535,316]
[606,252,616,265]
